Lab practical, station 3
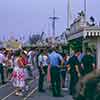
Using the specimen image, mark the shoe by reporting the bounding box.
[18,92,23,96]
[39,89,45,92]
[2,82,6,85]
[15,92,19,96]
[52,93,63,97]
[55,94,64,97]
[62,87,69,91]
[15,92,23,96]
[25,85,29,91]
[53,94,57,97]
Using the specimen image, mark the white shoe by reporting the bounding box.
[62,88,69,91]
[25,85,29,91]
[15,92,23,96]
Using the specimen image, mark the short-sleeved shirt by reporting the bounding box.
[67,55,80,77]
[38,54,48,67]
[48,51,63,68]
[81,54,95,74]
[0,53,5,64]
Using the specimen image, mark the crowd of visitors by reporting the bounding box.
[0,46,96,98]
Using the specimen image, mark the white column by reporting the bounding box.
[96,37,100,68]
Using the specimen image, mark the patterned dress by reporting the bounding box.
[12,57,25,88]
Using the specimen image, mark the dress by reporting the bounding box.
[12,57,25,88]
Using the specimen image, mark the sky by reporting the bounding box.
[0,0,100,41]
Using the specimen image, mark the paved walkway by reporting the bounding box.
[28,88,73,100]
[0,68,74,100]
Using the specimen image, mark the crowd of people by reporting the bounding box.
[0,48,36,96]
[0,46,96,98]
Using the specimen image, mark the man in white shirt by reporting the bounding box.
[38,49,48,92]
[0,49,6,84]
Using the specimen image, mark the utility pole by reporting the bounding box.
[84,0,87,23]
[67,0,71,28]
[49,8,59,37]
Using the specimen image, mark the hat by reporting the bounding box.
[24,50,27,55]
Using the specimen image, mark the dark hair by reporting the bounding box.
[62,53,67,57]
[86,48,92,53]
[48,48,52,53]
[21,51,26,55]
[40,49,44,53]
[74,49,80,53]
[14,49,21,57]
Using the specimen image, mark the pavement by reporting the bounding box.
[28,88,73,100]
[0,68,73,100]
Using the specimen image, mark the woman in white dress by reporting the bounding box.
[11,50,25,96]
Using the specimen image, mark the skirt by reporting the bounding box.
[11,67,25,88]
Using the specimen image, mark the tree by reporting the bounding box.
[69,39,82,52]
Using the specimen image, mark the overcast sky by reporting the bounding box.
[0,0,100,41]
